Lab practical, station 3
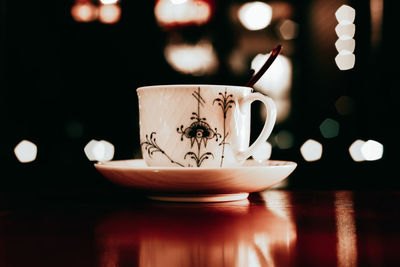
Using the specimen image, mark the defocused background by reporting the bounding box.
[0,0,397,194]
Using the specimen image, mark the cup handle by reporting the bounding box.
[235,92,277,162]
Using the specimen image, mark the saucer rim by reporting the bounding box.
[94,159,297,201]
[94,159,297,171]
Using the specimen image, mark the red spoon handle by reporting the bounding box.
[246,44,282,88]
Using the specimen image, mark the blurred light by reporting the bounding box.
[228,49,247,74]
[251,53,292,99]
[278,19,299,40]
[252,233,272,266]
[300,139,322,162]
[84,139,114,162]
[361,140,383,161]
[262,190,292,219]
[274,130,294,149]
[84,140,99,161]
[98,4,121,24]
[164,41,218,76]
[335,38,355,53]
[100,0,118,5]
[100,140,115,161]
[260,98,291,124]
[251,52,292,123]
[14,140,37,163]
[335,191,358,267]
[319,118,340,139]
[348,139,366,162]
[335,5,355,24]
[276,98,291,123]
[171,0,187,4]
[238,1,272,31]
[334,5,355,71]
[154,0,211,27]
[335,96,354,115]
[277,98,291,123]
[370,0,383,47]
[71,2,98,22]
[335,50,355,70]
[251,141,272,162]
[335,23,355,39]
[270,178,289,189]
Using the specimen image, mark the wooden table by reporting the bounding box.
[1,190,399,266]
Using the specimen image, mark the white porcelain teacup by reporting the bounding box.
[137,84,276,168]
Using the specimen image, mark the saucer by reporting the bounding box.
[94,159,297,202]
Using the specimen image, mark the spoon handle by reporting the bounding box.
[245,44,282,88]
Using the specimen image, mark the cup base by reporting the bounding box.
[148,193,249,203]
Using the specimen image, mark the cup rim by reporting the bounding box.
[137,84,253,92]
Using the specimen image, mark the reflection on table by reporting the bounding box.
[96,191,296,267]
[1,190,399,266]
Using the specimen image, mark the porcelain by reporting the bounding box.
[94,159,297,202]
[137,84,276,168]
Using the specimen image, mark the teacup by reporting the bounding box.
[137,84,276,168]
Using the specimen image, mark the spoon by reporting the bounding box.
[245,44,282,88]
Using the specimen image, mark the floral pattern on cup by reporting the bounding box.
[213,89,235,167]
[140,87,234,167]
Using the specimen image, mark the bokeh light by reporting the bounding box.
[361,140,383,161]
[251,53,292,99]
[348,139,366,162]
[98,4,121,24]
[251,53,292,123]
[100,0,118,5]
[154,0,212,27]
[260,98,291,124]
[278,19,299,40]
[370,0,383,47]
[335,50,355,70]
[84,139,114,162]
[335,38,355,53]
[335,5,356,24]
[335,23,355,39]
[300,139,323,162]
[164,41,218,76]
[71,2,98,23]
[334,5,356,71]
[14,140,37,163]
[274,130,294,150]
[251,141,272,162]
[228,49,247,74]
[84,140,99,161]
[238,1,272,31]
[319,118,340,139]
[171,0,188,4]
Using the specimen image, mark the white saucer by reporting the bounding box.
[94,159,297,202]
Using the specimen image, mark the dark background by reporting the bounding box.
[0,0,397,196]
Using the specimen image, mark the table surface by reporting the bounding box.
[1,190,399,267]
